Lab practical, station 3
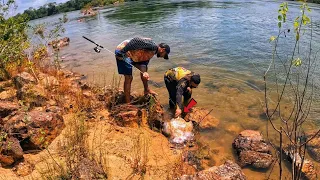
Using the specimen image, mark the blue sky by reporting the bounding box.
[15,0,69,13]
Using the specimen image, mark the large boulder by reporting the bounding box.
[184,108,219,130]
[0,101,19,118]
[306,131,320,162]
[13,72,36,89]
[3,110,64,151]
[0,137,24,167]
[180,160,246,180]
[232,130,273,168]
[163,117,194,145]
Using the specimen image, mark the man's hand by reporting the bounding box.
[187,87,192,93]
[175,107,182,118]
[142,72,150,80]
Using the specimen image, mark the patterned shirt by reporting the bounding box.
[116,37,158,62]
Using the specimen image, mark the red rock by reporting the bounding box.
[4,110,64,150]
[0,137,24,167]
[0,101,19,118]
[13,72,36,89]
[233,130,273,169]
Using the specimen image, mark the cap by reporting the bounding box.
[159,43,170,60]
[191,74,201,84]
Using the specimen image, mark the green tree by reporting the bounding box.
[0,0,29,80]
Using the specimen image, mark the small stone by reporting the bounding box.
[12,161,34,176]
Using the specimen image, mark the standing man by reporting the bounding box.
[164,67,201,117]
[115,37,170,103]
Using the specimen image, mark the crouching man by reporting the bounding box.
[164,67,201,118]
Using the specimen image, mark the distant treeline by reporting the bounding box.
[18,0,133,20]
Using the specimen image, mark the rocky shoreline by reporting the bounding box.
[0,68,319,179]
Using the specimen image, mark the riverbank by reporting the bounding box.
[1,64,246,179]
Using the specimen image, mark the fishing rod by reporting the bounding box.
[82,36,144,74]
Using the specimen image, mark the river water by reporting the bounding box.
[30,0,320,179]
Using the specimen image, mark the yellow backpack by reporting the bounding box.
[165,67,191,81]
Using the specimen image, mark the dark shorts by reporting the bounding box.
[115,50,149,75]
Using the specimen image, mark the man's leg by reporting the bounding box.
[164,76,177,109]
[124,75,133,103]
[116,58,133,103]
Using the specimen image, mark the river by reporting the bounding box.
[30,0,320,179]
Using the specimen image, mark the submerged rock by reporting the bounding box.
[283,145,318,180]
[180,160,246,180]
[184,108,219,130]
[306,131,320,162]
[3,110,64,151]
[232,130,273,168]
[163,117,194,145]
[48,37,70,49]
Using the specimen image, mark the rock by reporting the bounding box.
[238,150,273,169]
[306,131,320,162]
[180,160,246,180]
[111,104,141,128]
[0,101,19,118]
[0,137,24,167]
[232,130,273,168]
[75,158,107,179]
[13,72,36,89]
[0,80,13,91]
[17,84,48,108]
[163,117,194,145]
[0,88,16,100]
[38,73,59,87]
[184,108,219,130]
[4,110,64,151]
[48,37,70,49]
[12,160,34,176]
[182,151,202,171]
[283,145,318,180]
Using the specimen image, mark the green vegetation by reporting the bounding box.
[19,0,130,20]
[0,0,29,80]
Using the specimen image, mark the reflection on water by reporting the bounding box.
[31,0,320,178]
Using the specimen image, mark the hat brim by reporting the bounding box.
[164,54,169,60]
